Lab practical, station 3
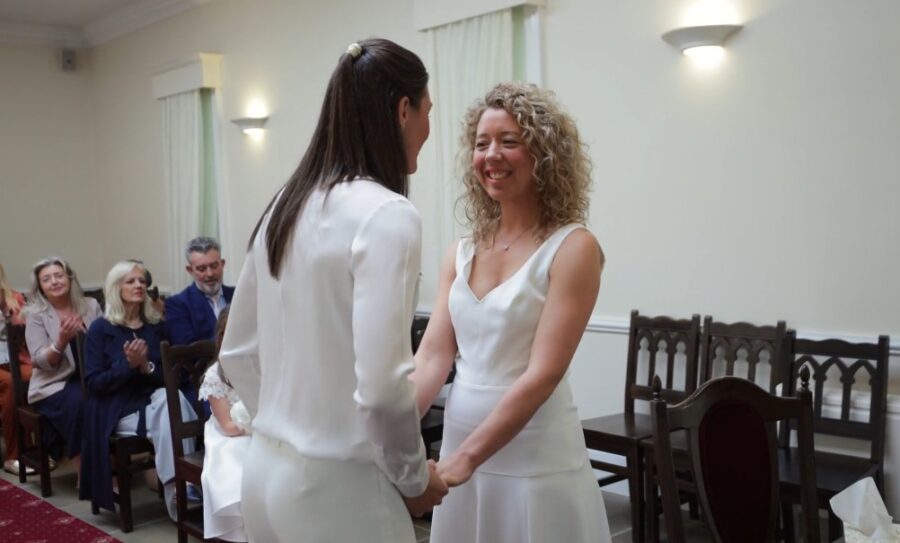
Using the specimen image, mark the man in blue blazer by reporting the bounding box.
[166,237,234,346]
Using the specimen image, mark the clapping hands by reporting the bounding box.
[58,314,85,344]
[123,337,149,370]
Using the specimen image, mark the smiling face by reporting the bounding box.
[119,267,147,306]
[400,89,432,174]
[38,264,71,302]
[473,108,537,204]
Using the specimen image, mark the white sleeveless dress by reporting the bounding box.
[430,224,611,543]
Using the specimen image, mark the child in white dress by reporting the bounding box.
[198,308,250,542]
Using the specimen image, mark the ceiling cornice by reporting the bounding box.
[0,0,217,49]
[0,20,87,48]
[84,0,215,47]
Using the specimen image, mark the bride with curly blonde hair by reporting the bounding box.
[459,83,593,246]
[413,82,610,542]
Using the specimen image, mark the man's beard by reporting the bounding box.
[196,281,221,296]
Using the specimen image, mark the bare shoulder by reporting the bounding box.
[553,228,605,274]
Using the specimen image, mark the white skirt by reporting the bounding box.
[430,459,609,543]
[116,387,197,521]
[430,379,611,543]
[241,433,417,543]
[201,419,250,541]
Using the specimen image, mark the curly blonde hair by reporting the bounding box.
[459,82,592,243]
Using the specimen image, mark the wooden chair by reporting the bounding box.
[581,310,701,542]
[161,339,217,543]
[651,373,819,543]
[4,323,53,497]
[700,317,789,394]
[779,333,890,542]
[644,316,791,540]
[82,288,105,310]
[76,332,160,533]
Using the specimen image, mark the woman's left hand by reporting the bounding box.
[435,452,475,487]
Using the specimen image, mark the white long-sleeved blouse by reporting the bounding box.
[219,179,428,497]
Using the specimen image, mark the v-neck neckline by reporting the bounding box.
[464,230,558,303]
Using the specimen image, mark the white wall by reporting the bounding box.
[87,0,428,292]
[11,0,897,342]
[543,0,900,336]
[0,44,103,289]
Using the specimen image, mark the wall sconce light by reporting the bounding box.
[662,24,742,68]
[231,116,268,140]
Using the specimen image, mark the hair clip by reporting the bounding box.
[346,42,363,59]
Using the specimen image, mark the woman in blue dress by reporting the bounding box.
[80,260,197,519]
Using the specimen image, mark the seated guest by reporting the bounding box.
[0,262,35,474]
[165,237,234,346]
[199,306,249,542]
[22,258,102,479]
[81,260,198,520]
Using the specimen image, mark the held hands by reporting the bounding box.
[435,452,475,488]
[403,460,450,517]
[123,338,149,370]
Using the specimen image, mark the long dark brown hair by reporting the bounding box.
[250,38,429,278]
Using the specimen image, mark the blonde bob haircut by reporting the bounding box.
[459,82,592,244]
[103,261,161,326]
[23,257,88,317]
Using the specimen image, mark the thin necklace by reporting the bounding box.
[494,225,534,252]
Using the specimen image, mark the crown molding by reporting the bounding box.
[0,0,218,49]
[84,0,216,47]
[0,20,87,48]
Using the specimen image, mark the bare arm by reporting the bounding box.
[410,241,459,416]
[436,230,604,485]
[209,395,244,436]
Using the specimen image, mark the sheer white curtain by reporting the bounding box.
[424,9,514,251]
[161,90,218,289]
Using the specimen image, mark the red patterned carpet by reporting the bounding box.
[0,479,120,543]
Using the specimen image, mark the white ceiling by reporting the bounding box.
[0,0,214,48]
[0,0,141,27]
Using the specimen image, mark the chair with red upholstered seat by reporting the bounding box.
[651,373,819,543]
